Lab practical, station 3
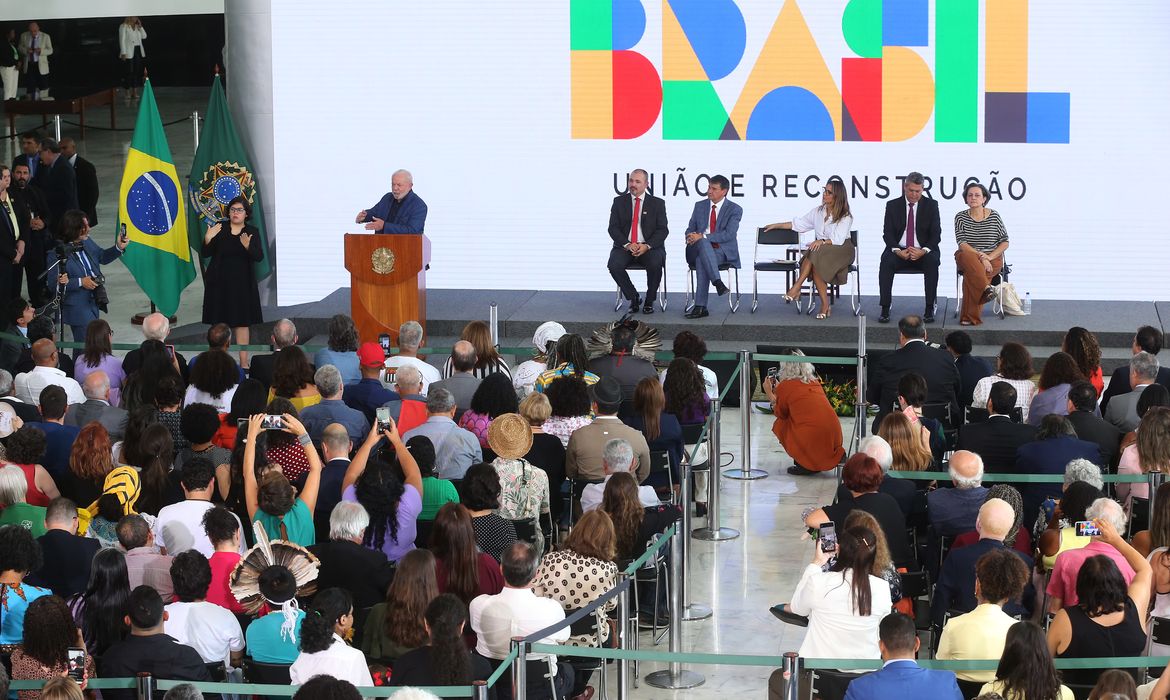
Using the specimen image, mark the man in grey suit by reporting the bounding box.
[683,174,742,319]
[430,340,480,420]
[1104,352,1160,433]
[65,370,128,439]
[565,377,651,483]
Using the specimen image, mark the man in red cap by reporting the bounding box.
[341,341,399,423]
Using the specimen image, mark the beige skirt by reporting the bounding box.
[804,240,855,285]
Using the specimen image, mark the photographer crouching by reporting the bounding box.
[47,209,128,342]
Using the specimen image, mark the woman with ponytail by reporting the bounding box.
[391,594,492,694]
[290,587,373,688]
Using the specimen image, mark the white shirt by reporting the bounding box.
[788,564,892,665]
[289,634,374,690]
[970,374,1037,422]
[118,23,147,57]
[383,355,441,396]
[470,586,570,664]
[152,500,246,557]
[790,206,853,247]
[164,600,244,666]
[659,364,719,401]
[581,473,660,513]
[183,384,237,413]
[626,194,644,245]
[14,366,85,405]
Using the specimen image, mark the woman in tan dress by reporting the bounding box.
[764,178,854,319]
[763,349,845,475]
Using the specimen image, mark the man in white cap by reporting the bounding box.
[513,321,566,398]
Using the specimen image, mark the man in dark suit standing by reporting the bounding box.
[10,162,50,306]
[957,382,1038,472]
[59,138,98,227]
[682,174,741,319]
[1066,380,1122,468]
[607,168,668,314]
[11,131,41,181]
[34,138,78,226]
[878,172,942,324]
[1100,326,1170,412]
[867,315,960,433]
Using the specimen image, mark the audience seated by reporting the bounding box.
[298,364,370,445]
[29,497,98,597]
[2,425,58,505]
[248,319,299,391]
[163,550,245,666]
[662,357,712,427]
[958,381,1038,473]
[588,324,657,412]
[1116,406,1170,508]
[513,321,567,399]
[517,393,567,524]
[154,457,245,557]
[431,341,482,418]
[68,547,130,656]
[0,369,40,423]
[867,315,960,432]
[601,472,681,565]
[10,595,98,700]
[566,376,651,484]
[402,388,482,480]
[1016,415,1102,526]
[1104,352,1161,432]
[461,463,518,562]
[1036,480,1101,572]
[763,349,845,476]
[971,342,1037,423]
[382,365,429,433]
[118,514,174,601]
[1027,352,1086,426]
[391,593,494,692]
[542,375,593,447]
[581,438,659,514]
[100,586,212,698]
[343,342,400,423]
[936,548,1030,684]
[662,331,720,398]
[1100,325,1170,413]
[289,587,375,687]
[0,525,51,644]
[1062,327,1104,396]
[981,621,1075,700]
[459,372,519,449]
[243,413,320,546]
[931,498,1034,628]
[877,410,932,472]
[269,345,322,412]
[183,348,238,413]
[408,435,459,527]
[1047,498,1138,611]
[945,330,992,408]
[14,339,84,406]
[1066,381,1122,469]
[65,371,128,439]
[362,548,437,664]
[441,321,511,380]
[809,454,914,569]
[1133,481,1170,558]
[309,501,395,609]
[91,468,141,547]
[211,379,265,451]
[1088,670,1137,700]
[843,612,962,700]
[341,421,423,562]
[430,503,504,611]
[200,505,244,614]
[239,549,315,664]
[383,320,442,396]
[624,376,683,485]
[0,464,47,536]
[488,413,550,550]
[835,435,918,520]
[313,314,361,386]
[535,333,600,394]
[951,484,1034,558]
[532,510,619,648]
[928,450,988,537]
[172,402,231,472]
[32,386,78,480]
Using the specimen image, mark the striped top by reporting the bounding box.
[954,209,1008,252]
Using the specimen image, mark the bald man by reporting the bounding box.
[931,497,1034,628]
[430,340,481,418]
[64,369,128,438]
[59,137,98,227]
[313,423,353,542]
[927,450,988,536]
[14,339,83,405]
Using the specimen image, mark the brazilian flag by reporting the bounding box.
[117,79,196,317]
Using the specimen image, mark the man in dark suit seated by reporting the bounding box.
[1065,380,1122,469]
[957,382,1037,473]
[1100,325,1170,413]
[308,501,394,610]
[607,168,669,315]
[1015,415,1102,526]
[28,496,100,597]
[65,370,129,439]
[313,424,352,542]
[13,316,73,378]
[944,330,991,408]
[841,613,962,700]
[930,498,1034,629]
[877,172,942,324]
[248,318,298,390]
[867,315,960,433]
[927,450,988,537]
[1103,351,1160,433]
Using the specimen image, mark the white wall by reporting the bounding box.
[5,1,223,20]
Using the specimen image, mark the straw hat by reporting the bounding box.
[487,413,534,460]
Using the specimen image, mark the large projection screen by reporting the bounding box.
[269,1,1170,305]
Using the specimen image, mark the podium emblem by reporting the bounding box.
[371,247,396,274]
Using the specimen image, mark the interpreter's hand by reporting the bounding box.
[281,413,307,438]
[30,217,44,231]
[364,217,385,232]
[247,414,264,440]
[207,222,222,239]
[239,231,252,249]
[80,277,98,290]
[355,210,367,224]
[58,273,68,285]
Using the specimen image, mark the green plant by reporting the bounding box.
[822,379,857,417]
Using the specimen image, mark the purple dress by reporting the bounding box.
[74,353,127,407]
[342,483,422,562]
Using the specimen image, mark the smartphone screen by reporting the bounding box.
[1075,520,1101,537]
[165,344,175,360]
[378,333,391,353]
[375,407,391,426]
[67,647,85,682]
[261,415,284,430]
[819,522,838,553]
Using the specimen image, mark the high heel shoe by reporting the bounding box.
[782,293,796,304]
[815,306,832,320]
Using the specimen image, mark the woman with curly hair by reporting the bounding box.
[461,462,516,563]
[133,423,177,516]
[535,333,599,393]
[269,345,320,411]
[430,503,503,608]
[243,412,320,546]
[74,319,125,406]
[153,374,188,452]
[3,425,58,505]
[442,320,511,379]
[314,314,361,386]
[662,357,711,426]
[290,588,373,688]
[0,524,50,644]
[661,330,718,399]
[67,548,130,656]
[10,595,96,699]
[877,411,933,472]
[542,375,592,447]
[391,593,492,690]
[1027,352,1086,426]
[341,420,422,562]
[1062,327,1103,396]
[971,342,1037,421]
[458,372,520,448]
[184,349,239,413]
[362,548,438,663]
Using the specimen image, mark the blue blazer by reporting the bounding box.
[45,237,122,326]
[843,660,962,700]
[685,198,742,266]
[363,189,428,233]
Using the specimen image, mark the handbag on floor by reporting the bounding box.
[998,281,1026,315]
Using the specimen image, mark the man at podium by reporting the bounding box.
[355,168,428,233]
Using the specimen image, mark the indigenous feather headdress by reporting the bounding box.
[230,522,319,640]
[586,314,661,363]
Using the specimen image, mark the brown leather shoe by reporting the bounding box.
[572,686,596,700]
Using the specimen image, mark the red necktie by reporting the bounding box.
[630,196,641,245]
[905,203,916,248]
[709,204,717,233]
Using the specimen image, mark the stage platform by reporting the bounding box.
[169,288,1166,375]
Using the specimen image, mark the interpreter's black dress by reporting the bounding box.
[201,223,263,326]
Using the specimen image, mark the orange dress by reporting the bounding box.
[771,379,845,471]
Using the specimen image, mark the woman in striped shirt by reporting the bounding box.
[955,183,1010,325]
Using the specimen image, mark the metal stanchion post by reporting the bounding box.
[489,302,499,347]
[781,652,802,700]
[693,401,738,541]
[192,110,200,149]
[53,115,62,142]
[473,681,489,700]
[511,637,527,699]
[678,456,712,619]
[645,531,705,690]
[618,579,631,700]
[135,672,154,700]
[725,350,767,479]
[1150,471,1166,530]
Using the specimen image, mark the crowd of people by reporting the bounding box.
[766,318,1170,700]
[0,312,701,699]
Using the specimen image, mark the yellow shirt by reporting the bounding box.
[266,388,322,412]
[936,604,1017,682]
[980,679,1074,700]
[1,196,19,243]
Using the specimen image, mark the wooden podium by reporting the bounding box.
[344,233,431,343]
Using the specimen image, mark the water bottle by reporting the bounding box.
[1023,292,1032,315]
